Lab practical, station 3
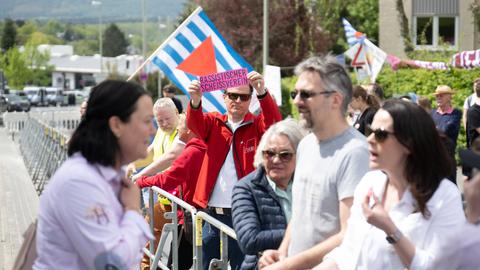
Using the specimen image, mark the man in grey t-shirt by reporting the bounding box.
[259,55,369,270]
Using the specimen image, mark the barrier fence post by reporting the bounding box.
[194,214,203,270]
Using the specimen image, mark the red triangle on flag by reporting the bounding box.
[177,36,217,76]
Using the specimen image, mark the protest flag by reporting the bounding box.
[342,18,366,47]
[128,7,255,113]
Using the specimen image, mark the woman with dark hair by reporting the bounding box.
[350,85,380,135]
[314,100,465,270]
[34,80,155,270]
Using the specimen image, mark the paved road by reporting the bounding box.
[0,127,38,270]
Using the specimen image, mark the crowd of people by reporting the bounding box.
[30,54,480,270]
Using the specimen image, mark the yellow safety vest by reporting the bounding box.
[152,129,178,205]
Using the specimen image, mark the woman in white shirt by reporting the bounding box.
[34,80,156,270]
[314,99,465,270]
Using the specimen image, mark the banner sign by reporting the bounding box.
[200,68,248,92]
[451,49,480,69]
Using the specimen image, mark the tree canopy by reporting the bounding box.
[1,18,17,52]
[103,23,129,57]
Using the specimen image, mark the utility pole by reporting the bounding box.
[141,0,147,88]
[91,1,103,75]
[262,0,269,73]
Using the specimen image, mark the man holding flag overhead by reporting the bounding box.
[187,71,281,269]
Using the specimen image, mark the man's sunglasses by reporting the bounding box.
[365,125,395,142]
[225,92,251,102]
[290,90,335,100]
[262,150,294,162]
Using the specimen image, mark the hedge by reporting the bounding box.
[280,66,480,153]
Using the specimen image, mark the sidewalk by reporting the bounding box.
[0,127,38,270]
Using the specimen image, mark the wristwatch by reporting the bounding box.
[386,228,403,244]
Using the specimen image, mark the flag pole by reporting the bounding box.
[127,6,204,81]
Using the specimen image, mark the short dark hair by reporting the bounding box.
[68,80,149,166]
[382,99,451,218]
[163,84,177,93]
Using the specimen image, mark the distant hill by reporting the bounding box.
[0,0,188,23]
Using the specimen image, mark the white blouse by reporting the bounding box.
[325,170,465,270]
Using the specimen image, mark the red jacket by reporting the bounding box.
[187,93,281,208]
[136,138,206,210]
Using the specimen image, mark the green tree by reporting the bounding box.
[42,19,64,36]
[1,18,17,52]
[16,20,37,45]
[197,0,329,71]
[345,0,379,43]
[103,23,129,57]
[0,48,31,88]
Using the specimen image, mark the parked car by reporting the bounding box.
[23,86,41,103]
[30,88,49,106]
[4,94,30,112]
[0,95,7,113]
[46,87,67,106]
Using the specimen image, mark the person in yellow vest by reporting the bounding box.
[126,98,184,270]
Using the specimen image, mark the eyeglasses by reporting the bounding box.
[290,90,335,100]
[365,125,395,142]
[262,150,295,162]
[225,92,251,102]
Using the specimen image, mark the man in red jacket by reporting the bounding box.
[187,71,282,270]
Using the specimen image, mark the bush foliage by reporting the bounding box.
[280,65,480,153]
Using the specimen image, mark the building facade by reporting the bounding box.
[379,0,479,59]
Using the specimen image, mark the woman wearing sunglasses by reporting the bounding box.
[231,118,305,270]
[313,99,465,270]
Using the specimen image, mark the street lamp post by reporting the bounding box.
[91,0,103,75]
[141,0,147,88]
[263,0,269,72]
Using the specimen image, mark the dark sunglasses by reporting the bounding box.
[225,92,251,102]
[365,125,395,142]
[262,150,294,162]
[290,90,335,100]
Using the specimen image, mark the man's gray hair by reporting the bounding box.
[294,54,353,114]
[153,97,178,113]
[253,118,307,168]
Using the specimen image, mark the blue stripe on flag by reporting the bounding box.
[187,21,206,41]
[152,56,189,97]
[213,48,232,71]
[186,21,232,71]
[175,33,195,52]
[203,92,226,113]
[198,11,253,72]
[163,44,184,65]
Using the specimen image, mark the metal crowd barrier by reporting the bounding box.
[2,112,28,140]
[17,118,70,194]
[146,186,238,270]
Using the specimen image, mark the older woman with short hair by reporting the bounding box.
[231,118,306,270]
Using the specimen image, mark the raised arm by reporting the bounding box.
[132,141,185,179]
[247,71,282,131]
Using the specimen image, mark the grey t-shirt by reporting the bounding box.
[288,127,369,256]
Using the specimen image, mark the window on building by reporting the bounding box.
[438,17,455,45]
[416,17,433,45]
[414,16,457,49]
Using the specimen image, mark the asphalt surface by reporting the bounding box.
[0,127,38,270]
